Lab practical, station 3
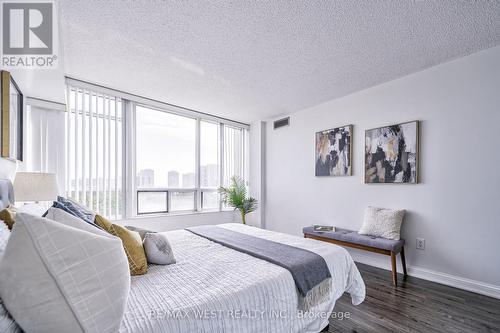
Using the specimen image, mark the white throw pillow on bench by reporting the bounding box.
[0,213,130,333]
[358,206,406,240]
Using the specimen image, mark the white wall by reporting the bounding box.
[247,121,266,228]
[0,73,64,180]
[264,45,500,293]
[1,18,66,182]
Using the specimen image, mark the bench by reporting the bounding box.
[303,227,407,286]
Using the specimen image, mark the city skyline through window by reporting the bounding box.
[135,105,249,214]
[136,105,196,188]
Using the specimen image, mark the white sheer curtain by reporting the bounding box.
[223,125,248,186]
[20,103,66,195]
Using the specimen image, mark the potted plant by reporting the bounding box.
[219,176,258,224]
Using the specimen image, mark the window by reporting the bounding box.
[200,120,220,210]
[65,79,248,219]
[200,121,220,188]
[65,86,124,220]
[135,106,198,213]
[135,106,248,215]
[137,191,167,214]
[136,105,196,189]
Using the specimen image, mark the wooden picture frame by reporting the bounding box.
[1,71,24,161]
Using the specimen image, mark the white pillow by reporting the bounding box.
[0,222,22,333]
[15,203,48,216]
[45,207,111,237]
[0,298,21,333]
[143,232,176,265]
[0,213,130,333]
[358,206,406,240]
[0,222,9,259]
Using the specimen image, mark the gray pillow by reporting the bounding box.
[143,233,176,265]
[56,196,96,225]
[125,226,156,241]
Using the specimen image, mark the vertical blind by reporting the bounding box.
[223,125,247,187]
[66,86,124,220]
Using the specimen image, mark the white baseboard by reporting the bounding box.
[349,252,500,300]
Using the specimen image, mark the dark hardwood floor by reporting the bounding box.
[329,263,500,333]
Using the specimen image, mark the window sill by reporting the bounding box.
[128,209,235,220]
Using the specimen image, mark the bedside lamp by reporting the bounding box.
[13,172,59,204]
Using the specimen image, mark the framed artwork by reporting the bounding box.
[365,120,419,184]
[315,125,352,176]
[1,71,23,161]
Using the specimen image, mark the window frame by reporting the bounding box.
[136,189,169,215]
[200,189,220,212]
[65,77,249,219]
[132,104,247,217]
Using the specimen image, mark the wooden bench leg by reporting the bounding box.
[400,247,408,277]
[390,251,397,287]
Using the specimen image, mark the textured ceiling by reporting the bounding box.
[60,1,500,122]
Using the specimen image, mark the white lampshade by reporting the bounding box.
[13,172,59,202]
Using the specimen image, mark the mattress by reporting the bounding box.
[119,224,365,333]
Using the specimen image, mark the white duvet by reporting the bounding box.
[120,224,365,333]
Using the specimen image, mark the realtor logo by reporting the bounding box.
[1,0,58,68]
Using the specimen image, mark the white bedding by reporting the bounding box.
[120,224,365,333]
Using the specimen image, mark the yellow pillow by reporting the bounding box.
[95,215,148,275]
[0,206,16,230]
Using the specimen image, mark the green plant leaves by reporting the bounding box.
[218,176,258,224]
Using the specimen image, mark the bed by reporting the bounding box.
[0,179,365,333]
[120,224,365,333]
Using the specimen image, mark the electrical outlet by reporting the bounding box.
[416,238,425,250]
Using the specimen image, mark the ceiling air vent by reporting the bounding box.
[273,117,290,130]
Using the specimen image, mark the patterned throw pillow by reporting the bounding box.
[358,206,406,240]
[0,207,16,230]
[143,233,176,265]
[95,215,148,275]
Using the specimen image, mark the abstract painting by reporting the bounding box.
[365,121,419,183]
[315,125,352,176]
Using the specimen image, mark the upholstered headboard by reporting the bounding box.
[0,179,14,210]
